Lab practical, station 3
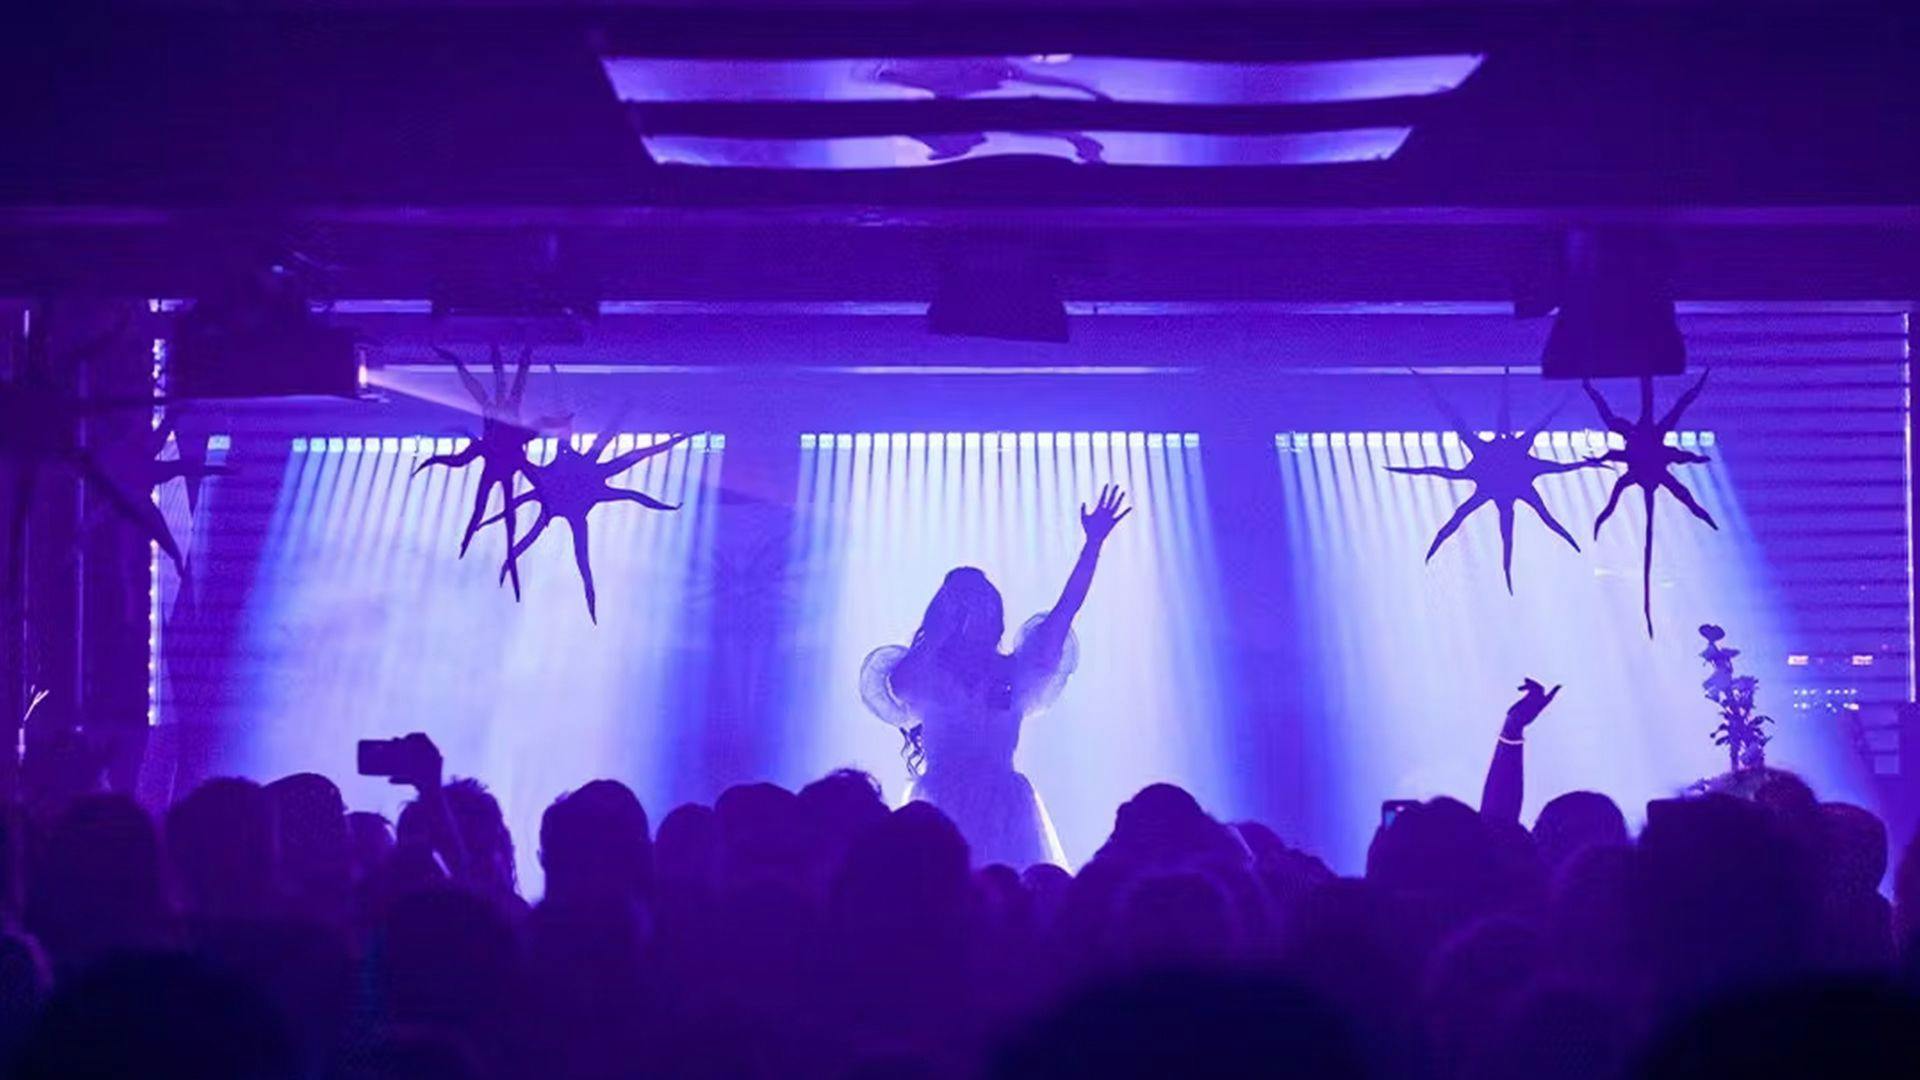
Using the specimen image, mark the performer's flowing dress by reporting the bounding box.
[861,616,1076,869]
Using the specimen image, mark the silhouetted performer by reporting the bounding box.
[862,486,1131,868]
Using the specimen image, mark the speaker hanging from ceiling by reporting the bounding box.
[1538,227,1685,380]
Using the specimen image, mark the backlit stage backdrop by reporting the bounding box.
[1275,427,1861,871]
[148,308,1909,894]
[782,431,1233,866]
[157,434,722,892]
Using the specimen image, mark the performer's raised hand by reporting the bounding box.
[1080,485,1132,544]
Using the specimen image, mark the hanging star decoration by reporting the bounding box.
[1388,370,1606,593]
[148,411,227,518]
[88,408,233,571]
[1,315,202,576]
[1584,373,1716,636]
[411,344,567,599]
[484,420,696,622]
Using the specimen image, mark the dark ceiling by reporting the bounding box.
[0,5,1916,300]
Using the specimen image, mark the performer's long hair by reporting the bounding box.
[896,567,1014,775]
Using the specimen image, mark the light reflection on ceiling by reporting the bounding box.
[600,52,1479,169]
[601,54,1485,106]
[641,128,1413,169]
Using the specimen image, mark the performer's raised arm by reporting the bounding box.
[1023,486,1129,667]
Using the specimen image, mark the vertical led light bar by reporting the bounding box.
[147,306,165,726]
[1905,310,1917,703]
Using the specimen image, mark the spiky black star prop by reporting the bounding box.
[411,344,567,599]
[1584,374,1716,636]
[149,412,227,517]
[1,319,191,574]
[487,424,695,622]
[1388,372,1605,593]
[89,410,233,568]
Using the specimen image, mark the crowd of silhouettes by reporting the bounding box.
[3,719,1920,1079]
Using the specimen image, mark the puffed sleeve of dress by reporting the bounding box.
[1010,614,1079,715]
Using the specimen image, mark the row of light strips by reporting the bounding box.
[234,431,1726,455]
[1275,430,1715,451]
[290,434,724,455]
[800,431,1201,450]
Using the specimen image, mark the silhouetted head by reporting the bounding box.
[28,794,168,974]
[1632,793,1816,1004]
[265,772,346,834]
[800,769,887,831]
[166,777,277,920]
[539,780,651,905]
[716,783,807,886]
[1894,826,1920,951]
[347,811,395,879]
[1235,821,1334,912]
[826,802,976,1029]
[440,779,517,899]
[799,770,889,883]
[917,567,1006,655]
[1366,797,1511,950]
[1022,862,1074,932]
[1820,802,1888,893]
[1754,771,1819,817]
[1366,797,1497,896]
[654,803,720,898]
[1532,791,1628,870]
[394,800,429,849]
[975,862,1028,925]
[1098,784,1244,869]
[832,802,973,947]
[265,772,351,918]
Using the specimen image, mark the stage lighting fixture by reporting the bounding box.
[1538,228,1685,381]
[429,291,597,325]
[927,248,1068,343]
[169,270,363,399]
[429,281,596,347]
[427,230,599,343]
